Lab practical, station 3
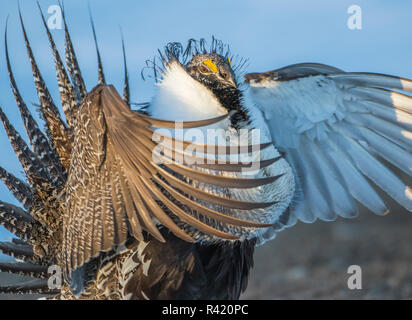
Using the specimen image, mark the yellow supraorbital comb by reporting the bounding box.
[203,59,218,73]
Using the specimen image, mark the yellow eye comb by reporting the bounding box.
[203,60,218,73]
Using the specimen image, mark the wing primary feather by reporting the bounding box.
[302,140,357,219]
[330,72,412,93]
[345,113,412,150]
[143,177,241,240]
[355,100,412,131]
[140,112,231,128]
[122,125,282,189]
[153,175,273,227]
[348,87,412,115]
[117,167,144,241]
[336,121,412,176]
[127,179,165,242]
[140,123,272,156]
[118,120,274,174]
[245,63,343,83]
[149,135,283,171]
[167,163,284,189]
[136,176,195,242]
[333,133,412,211]
[154,166,277,209]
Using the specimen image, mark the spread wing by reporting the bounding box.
[245,63,412,224]
[64,85,277,277]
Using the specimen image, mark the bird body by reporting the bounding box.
[56,230,255,300]
[149,60,296,244]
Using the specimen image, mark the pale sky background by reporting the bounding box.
[0,0,411,257]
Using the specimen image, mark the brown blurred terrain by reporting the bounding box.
[1,203,411,300]
[243,205,412,299]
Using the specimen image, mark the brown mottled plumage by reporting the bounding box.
[0,6,280,299]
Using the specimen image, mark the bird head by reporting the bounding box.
[185,53,237,90]
[185,53,248,128]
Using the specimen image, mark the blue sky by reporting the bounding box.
[0,0,411,251]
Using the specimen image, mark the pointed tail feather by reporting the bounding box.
[0,167,33,211]
[0,262,48,279]
[0,278,58,295]
[121,31,130,106]
[0,106,50,186]
[5,23,66,185]
[37,2,78,130]
[89,6,106,85]
[19,10,72,171]
[61,5,87,103]
[0,242,35,263]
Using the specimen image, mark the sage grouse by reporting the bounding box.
[0,5,411,300]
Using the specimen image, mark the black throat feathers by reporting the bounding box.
[211,86,250,130]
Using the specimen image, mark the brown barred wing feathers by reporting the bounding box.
[63,85,275,280]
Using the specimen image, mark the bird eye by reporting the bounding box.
[221,72,228,79]
[199,65,209,73]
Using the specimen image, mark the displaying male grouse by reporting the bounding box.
[0,4,411,300]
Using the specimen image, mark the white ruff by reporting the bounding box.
[148,62,296,245]
[150,61,227,122]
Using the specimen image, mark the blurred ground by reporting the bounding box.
[1,203,411,300]
[243,204,412,299]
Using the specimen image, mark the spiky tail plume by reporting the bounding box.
[0,3,130,297]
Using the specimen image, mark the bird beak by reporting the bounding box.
[223,77,237,89]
